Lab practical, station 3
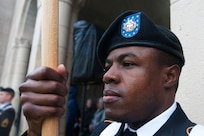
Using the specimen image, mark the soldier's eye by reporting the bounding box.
[123,62,135,67]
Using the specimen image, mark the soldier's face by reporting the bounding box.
[0,92,9,103]
[102,46,168,125]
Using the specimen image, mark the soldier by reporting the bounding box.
[19,10,204,136]
[0,87,15,136]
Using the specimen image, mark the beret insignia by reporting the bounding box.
[121,12,141,38]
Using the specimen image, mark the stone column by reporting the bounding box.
[58,1,86,135]
[9,39,31,136]
[170,0,204,125]
[27,0,42,73]
[58,0,75,135]
[0,0,32,86]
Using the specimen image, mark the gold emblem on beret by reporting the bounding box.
[1,118,9,128]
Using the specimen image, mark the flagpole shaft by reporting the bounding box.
[41,0,59,136]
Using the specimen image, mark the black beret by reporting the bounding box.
[97,10,185,67]
[0,87,15,97]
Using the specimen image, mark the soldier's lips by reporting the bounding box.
[103,89,121,103]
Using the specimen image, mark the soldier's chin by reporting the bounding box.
[105,110,126,122]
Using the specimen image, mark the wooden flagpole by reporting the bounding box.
[41,0,59,135]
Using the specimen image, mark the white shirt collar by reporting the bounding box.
[125,102,177,136]
[0,103,10,109]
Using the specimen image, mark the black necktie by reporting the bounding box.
[123,128,137,136]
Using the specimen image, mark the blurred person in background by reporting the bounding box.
[0,87,15,136]
[79,98,96,136]
[89,97,105,131]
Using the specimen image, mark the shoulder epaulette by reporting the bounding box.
[104,119,113,123]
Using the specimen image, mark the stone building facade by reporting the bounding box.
[0,0,203,135]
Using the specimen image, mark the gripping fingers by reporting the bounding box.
[22,102,65,120]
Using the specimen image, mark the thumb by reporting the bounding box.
[57,64,68,83]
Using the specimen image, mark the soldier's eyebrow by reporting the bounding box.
[118,52,137,61]
[105,52,138,64]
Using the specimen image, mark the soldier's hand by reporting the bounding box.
[19,64,68,136]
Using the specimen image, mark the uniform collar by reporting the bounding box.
[125,102,177,136]
[0,103,11,109]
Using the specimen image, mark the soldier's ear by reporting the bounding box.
[163,64,180,89]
